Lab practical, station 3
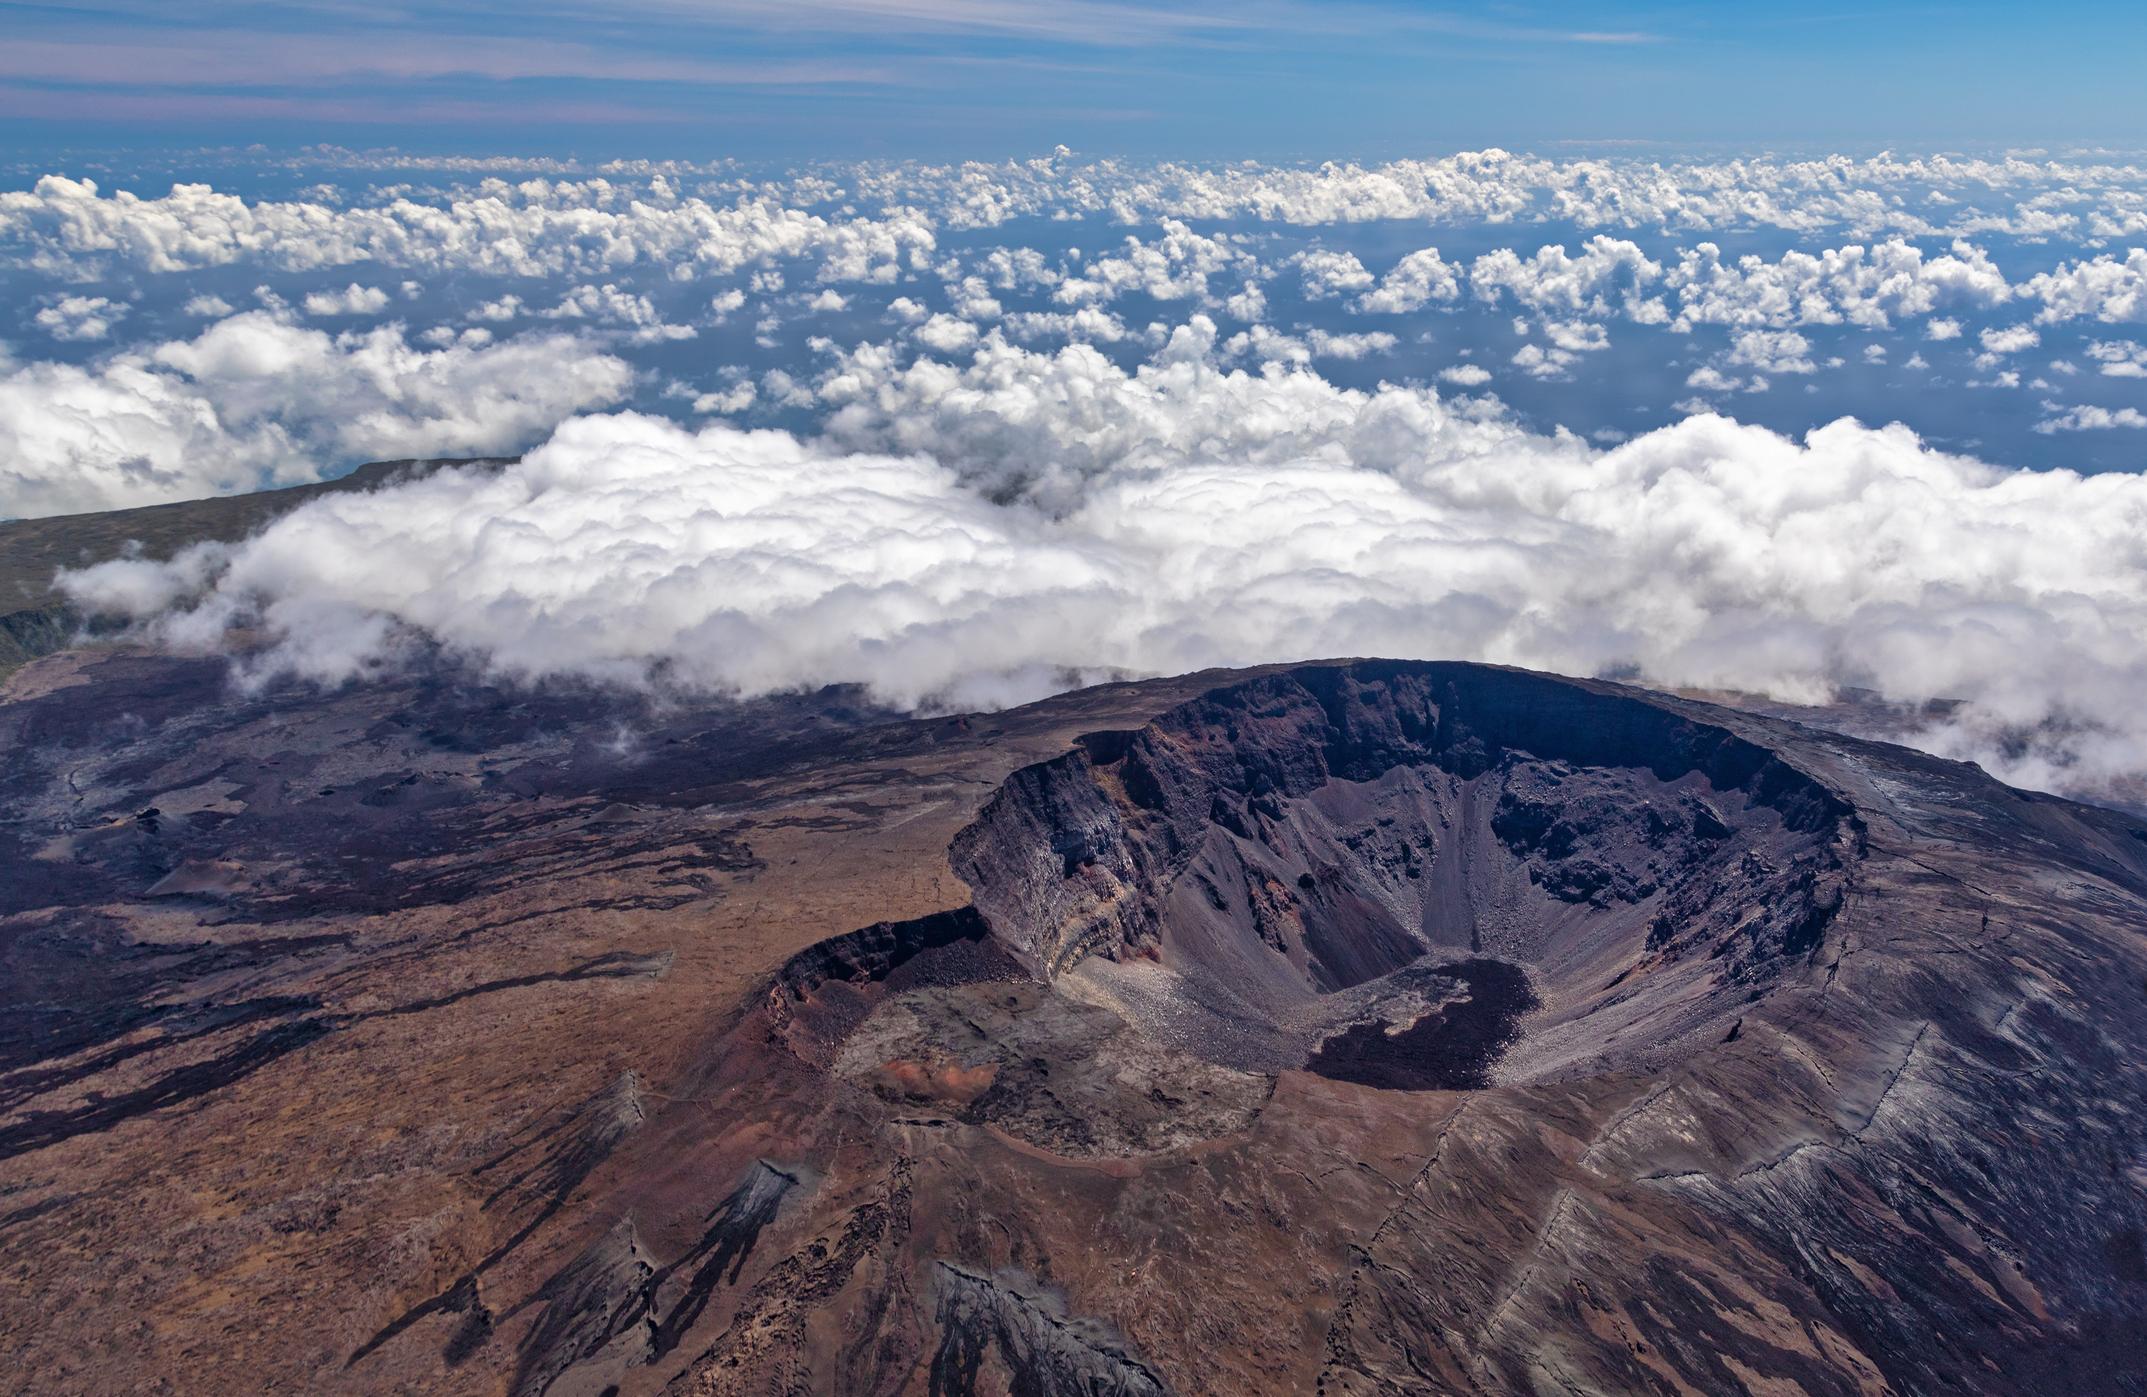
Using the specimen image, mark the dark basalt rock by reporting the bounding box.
[928,1263,1168,1397]
[1305,958,1539,1091]
[772,907,995,1007]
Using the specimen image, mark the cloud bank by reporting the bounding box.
[10,155,2145,298]
[1,311,632,517]
[61,328,2147,800]
[0,174,934,282]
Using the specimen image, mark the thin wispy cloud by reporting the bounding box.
[0,36,898,89]
[0,85,731,125]
[0,4,1661,132]
[623,0,1257,43]
[599,1,1661,45]
[16,0,2135,150]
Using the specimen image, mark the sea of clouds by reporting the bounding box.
[7,148,2146,799]
[59,320,2147,801]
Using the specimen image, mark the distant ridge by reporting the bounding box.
[0,457,515,674]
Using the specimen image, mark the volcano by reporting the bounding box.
[3,647,2146,1395]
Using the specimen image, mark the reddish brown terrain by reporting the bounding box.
[5,631,2147,1393]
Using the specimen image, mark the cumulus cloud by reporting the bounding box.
[5,156,2139,314]
[1221,281,1268,322]
[0,174,935,284]
[2021,248,2147,323]
[1224,325,1396,365]
[1294,248,1375,299]
[1054,220,1257,306]
[2034,403,2147,432]
[2086,339,2147,377]
[1355,247,1462,314]
[809,317,1525,514]
[1512,343,1580,379]
[1280,233,2050,337]
[689,381,757,415]
[868,147,2147,241]
[63,326,2147,800]
[1726,329,1817,374]
[301,283,390,316]
[1663,239,2009,331]
[540,282,695,342]
[941,275,1003,322]
[1541,320,1610,353]
[35,294,128,341]
[1469,235,1662,320]
[1001,306,1130,343]
[977,246,1062,292]
[1979,324,2041,354]
[66,415,1122,709]
[913,312,982,352]
[1,311,632,518]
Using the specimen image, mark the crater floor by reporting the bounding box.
[3,655,2147,1395]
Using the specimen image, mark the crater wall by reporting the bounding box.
[943,661,1860,1079]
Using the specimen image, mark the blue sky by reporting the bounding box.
[3,1,2143,158]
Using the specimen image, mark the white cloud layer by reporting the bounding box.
[861,147,2147,240]
[0,174,934,283]
[8,150,2141,798]
[59,328,2147,800]
[1,311,633,518]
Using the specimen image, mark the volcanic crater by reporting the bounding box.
[776,662,1857,1158]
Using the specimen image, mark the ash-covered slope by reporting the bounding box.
[2,654,2145,1395]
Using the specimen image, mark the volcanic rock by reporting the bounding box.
[2,652,2145,1395]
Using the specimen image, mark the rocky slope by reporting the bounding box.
[2,650,2145,1395]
